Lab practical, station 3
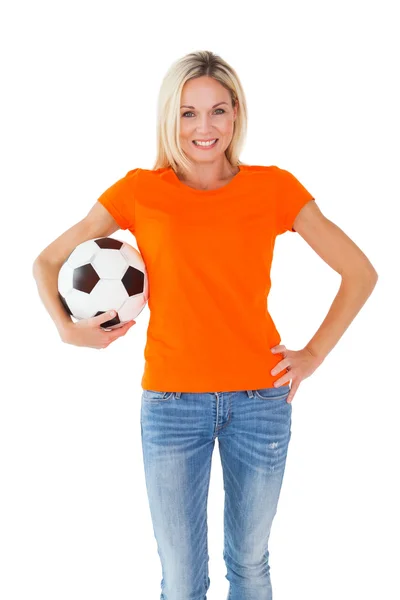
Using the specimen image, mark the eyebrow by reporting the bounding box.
[180,101,229,109]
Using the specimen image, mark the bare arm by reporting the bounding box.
[293,200,378,362]
[32,202,120,338]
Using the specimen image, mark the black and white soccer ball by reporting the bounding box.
[58,237,148,330]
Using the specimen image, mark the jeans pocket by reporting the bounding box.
[141,389,174,402]
[254,385,290,400]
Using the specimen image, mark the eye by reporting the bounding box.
[182,108,226,117]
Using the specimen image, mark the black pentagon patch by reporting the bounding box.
[95,237,123,250]
[94,311,121,329]
[73,263,100,293]
[58,292,73,316]
[122,265,145,296]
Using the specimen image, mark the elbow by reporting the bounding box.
[341,265,378,290]
[32,255,47,277]
[32,258,40,278]
[364,262,379,284]
[370,267,379,282]
[340,254,379,284]
[33,252,49,267]
[365,269,379,293]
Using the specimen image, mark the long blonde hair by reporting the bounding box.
[152,50,248,176]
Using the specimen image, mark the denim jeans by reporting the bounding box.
[140,385,292,600]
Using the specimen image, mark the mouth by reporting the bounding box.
[192,138,219,148]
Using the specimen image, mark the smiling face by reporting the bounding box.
[179,76,238,165]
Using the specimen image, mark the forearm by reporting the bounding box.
[32,258,73,337]
[305,269,378,363]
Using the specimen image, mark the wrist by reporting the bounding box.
[58,321,74,341]
[304,345,325,366]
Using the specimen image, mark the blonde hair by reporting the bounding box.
[152,50,248,176]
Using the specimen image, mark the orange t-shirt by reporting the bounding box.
[97,165,315,392]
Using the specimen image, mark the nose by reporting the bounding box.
[195,113,216,137]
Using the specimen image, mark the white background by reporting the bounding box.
[1,1,399,599]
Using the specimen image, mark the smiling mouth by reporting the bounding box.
[192,139,219,146]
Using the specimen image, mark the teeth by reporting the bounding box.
[193,139,217,146]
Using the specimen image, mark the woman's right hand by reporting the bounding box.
[60,311,136,349]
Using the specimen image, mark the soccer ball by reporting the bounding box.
[58,237,148,330]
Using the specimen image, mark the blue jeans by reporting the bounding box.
[140,385,292,600]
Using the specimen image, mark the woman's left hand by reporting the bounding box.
[270,345,324,403]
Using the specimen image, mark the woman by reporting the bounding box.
[33,50,378,600]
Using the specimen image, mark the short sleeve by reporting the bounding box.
[274,166,315,235]
[96,168,140,231]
